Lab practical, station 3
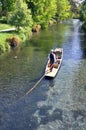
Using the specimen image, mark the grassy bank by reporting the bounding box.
[0,23,28,54]
[0,32,21,54]
[0,32,10,54]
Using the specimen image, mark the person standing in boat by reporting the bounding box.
[48,49,56,68]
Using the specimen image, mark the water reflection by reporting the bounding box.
[63,19,83,61]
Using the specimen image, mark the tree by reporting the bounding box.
[8,0,33,31]
[80,0,86,31]
[69,0,83,18]
[80,0,86,21]
[0,0,15,16]
[26,0,57,28]
[56,0,71,21]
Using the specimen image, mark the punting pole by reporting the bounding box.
[25,74,45,95]
[25,67,52,95]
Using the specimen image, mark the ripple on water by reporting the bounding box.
[33,58,86,130]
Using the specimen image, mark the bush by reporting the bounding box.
[32,24,41,32]
[6,36,20,47]
[0,16,7,24]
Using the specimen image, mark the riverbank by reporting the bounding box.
[0,20,56,55]
[0,23,32,54]
[0,31,21,54]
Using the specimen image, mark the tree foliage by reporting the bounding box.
[80,0,86,21]
[80,0,86,31]
[8,0,33,31]
[69,0,82,18]
[56,0,71,21]
[26,0,57,28]
[1,0,72,30]
[0,0,15,16]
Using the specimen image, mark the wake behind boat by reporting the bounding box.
[45,48,63,78]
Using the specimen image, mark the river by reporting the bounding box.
[0,19,86,130]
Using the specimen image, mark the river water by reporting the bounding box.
[0,19,86,130]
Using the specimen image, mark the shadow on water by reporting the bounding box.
[45,76,54,80]
[81,48,86,59]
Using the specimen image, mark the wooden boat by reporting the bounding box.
[45,48,63,78]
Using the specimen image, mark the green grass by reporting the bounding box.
[0,32,20,54]
[0,33,16,53]
[0,23,31,54]
[0,33,10,53]
[0,30,26,54]
[0,22,21,54]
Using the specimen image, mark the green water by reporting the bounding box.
[0,19,86,130]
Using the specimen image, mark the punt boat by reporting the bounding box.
[45,48,63,78]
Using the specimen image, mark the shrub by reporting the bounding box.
[6,36,20,47]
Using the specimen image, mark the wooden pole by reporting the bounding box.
[25,67,52,95]
[25,74,45,95]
